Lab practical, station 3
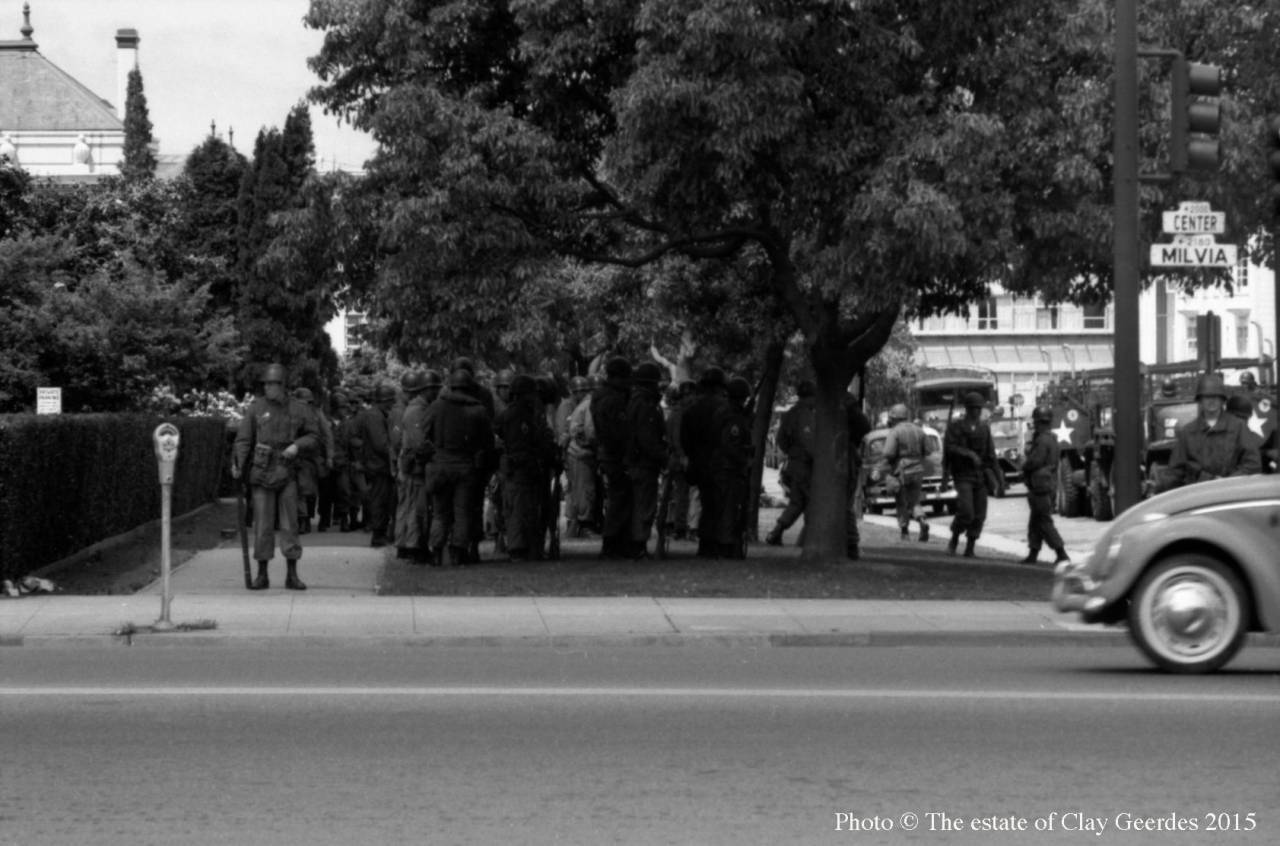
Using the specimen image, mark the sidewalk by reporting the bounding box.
[0,513,1122,648]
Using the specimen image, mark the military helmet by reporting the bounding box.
[605,356,632,379]
[451,356,476,374]
[262,363,287,384]
[423,369,444,389]
[1031,405,1053,425]
[699,367,727,388]
[374,382,398,403]
[633,362,663,384]
[570,376,591,393]
[400,370,429,394]
[448,368,474,390]
[292,387,315,403]
[888,403,909,422]
[963,391,986,408]
[494,369,514,388]
[510,374,538,396]
[1195,373,1227,400]
[727,377,751,401]
[1226,394,1252,418]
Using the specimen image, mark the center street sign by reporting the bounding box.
[1151,201,1236,267]
[1161,209,1225,234]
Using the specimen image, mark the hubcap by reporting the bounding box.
[1147,571,1232,658]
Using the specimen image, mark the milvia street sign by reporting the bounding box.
[1150,201,1237,267]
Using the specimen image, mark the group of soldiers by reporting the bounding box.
[231,357,779,584]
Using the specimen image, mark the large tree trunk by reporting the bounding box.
[801,349,857,560]
[746,338,785,541]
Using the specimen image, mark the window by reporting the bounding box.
[1185,313,1198,360]
[977,296,998,330]
[1082,302,1107,330]
[1036,306,1059,330]
[1236,312,1250,356]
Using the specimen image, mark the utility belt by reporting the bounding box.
[249,443,293,490]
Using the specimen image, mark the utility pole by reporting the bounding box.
[1113,0,1142,514]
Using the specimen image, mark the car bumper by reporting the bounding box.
[1052,555,1100,614]
[866,488,958,511]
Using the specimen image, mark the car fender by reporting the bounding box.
[1107,508,1280,631]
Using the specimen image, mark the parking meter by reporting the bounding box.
[152,423,180,629]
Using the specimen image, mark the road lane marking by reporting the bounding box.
[0,686,1276,703]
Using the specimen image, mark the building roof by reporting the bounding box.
[0,12,123,132]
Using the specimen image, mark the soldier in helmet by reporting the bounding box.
[290,387,328,535]
[1019,406,1070,565]
[231,363,320,590]
[351,380,398,547]
[423,368,495,566]
[942,392,998,558]
[624,361,669,558]
[394,370,442,562]
[682,367,731,557]
[875,402,933,543]
[494,374,557,560]
[707,377,754,558]
[591,356,634,558]
[493,369,514,416]
[764,379,815,547]
[1159,373,1260,491]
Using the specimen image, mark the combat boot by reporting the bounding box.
[919,523,929,542]
[946,533,960,555]
[1019,548,1040,565]
[285,559,306,590]
[249,561,270,590]
[765,526,784,546]
[963,538,977,558]
[900,526,909,540]
[1052,547,1071,565]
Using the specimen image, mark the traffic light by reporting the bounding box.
[1170,57,1222,173]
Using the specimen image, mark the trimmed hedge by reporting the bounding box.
[0,414,228,580]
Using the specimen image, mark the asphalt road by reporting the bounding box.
[3,645,1277,845]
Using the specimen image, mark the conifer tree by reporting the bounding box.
[120,67,156,182]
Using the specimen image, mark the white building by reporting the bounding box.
[913,257,1277,415]
[0,4,137,183]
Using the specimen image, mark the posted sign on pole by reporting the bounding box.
[1150,202,1237,267]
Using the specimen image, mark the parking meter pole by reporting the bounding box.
[152,423,180,632]
[156,482,174,631]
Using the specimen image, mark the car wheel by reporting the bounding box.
[1127,554,1249,674]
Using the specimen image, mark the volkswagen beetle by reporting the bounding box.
[1053,474,1280,673]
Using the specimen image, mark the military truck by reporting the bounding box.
[1042,369,1116,521]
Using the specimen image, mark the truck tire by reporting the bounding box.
[1057,456,1086,517]
[1089,470,1114,521]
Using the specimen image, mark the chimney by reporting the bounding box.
[115,28,139,121]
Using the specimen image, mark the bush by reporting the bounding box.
[0,413,227,580]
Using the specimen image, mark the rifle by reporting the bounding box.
[548,467,563,560]
[235,476,252,589]
[655,468,674,559]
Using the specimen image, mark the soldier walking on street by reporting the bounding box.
[876,403,931,542]
[231,363,320,590]
[943,392,998,558]
[765,380,815,547]
[1020,405,1070,565]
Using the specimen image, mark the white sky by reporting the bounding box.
[15,0,378,172]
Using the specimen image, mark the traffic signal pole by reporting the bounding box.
[1113,0,1142,514]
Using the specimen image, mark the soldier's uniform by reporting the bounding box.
[624,363,669,558]
[564,378,596,537]
[1020,406,1069,565]
[708,378,753,558]
[424,369,494,566]
[494,374,556,560]
[351,382,397,547]
[232,363,320,590]
[943,392,998,557]
[394,371,442,563]
[765,381,815,546]
[1161,374,1261,490]
[591,357,634,558]
[681,368,730,557]
[876,404,931,542]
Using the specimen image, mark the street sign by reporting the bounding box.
[1149,242,1238,267]
[36,387,61,414]
[1162,209,1225,234]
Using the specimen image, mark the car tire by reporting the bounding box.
[1127,554,1249,674]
